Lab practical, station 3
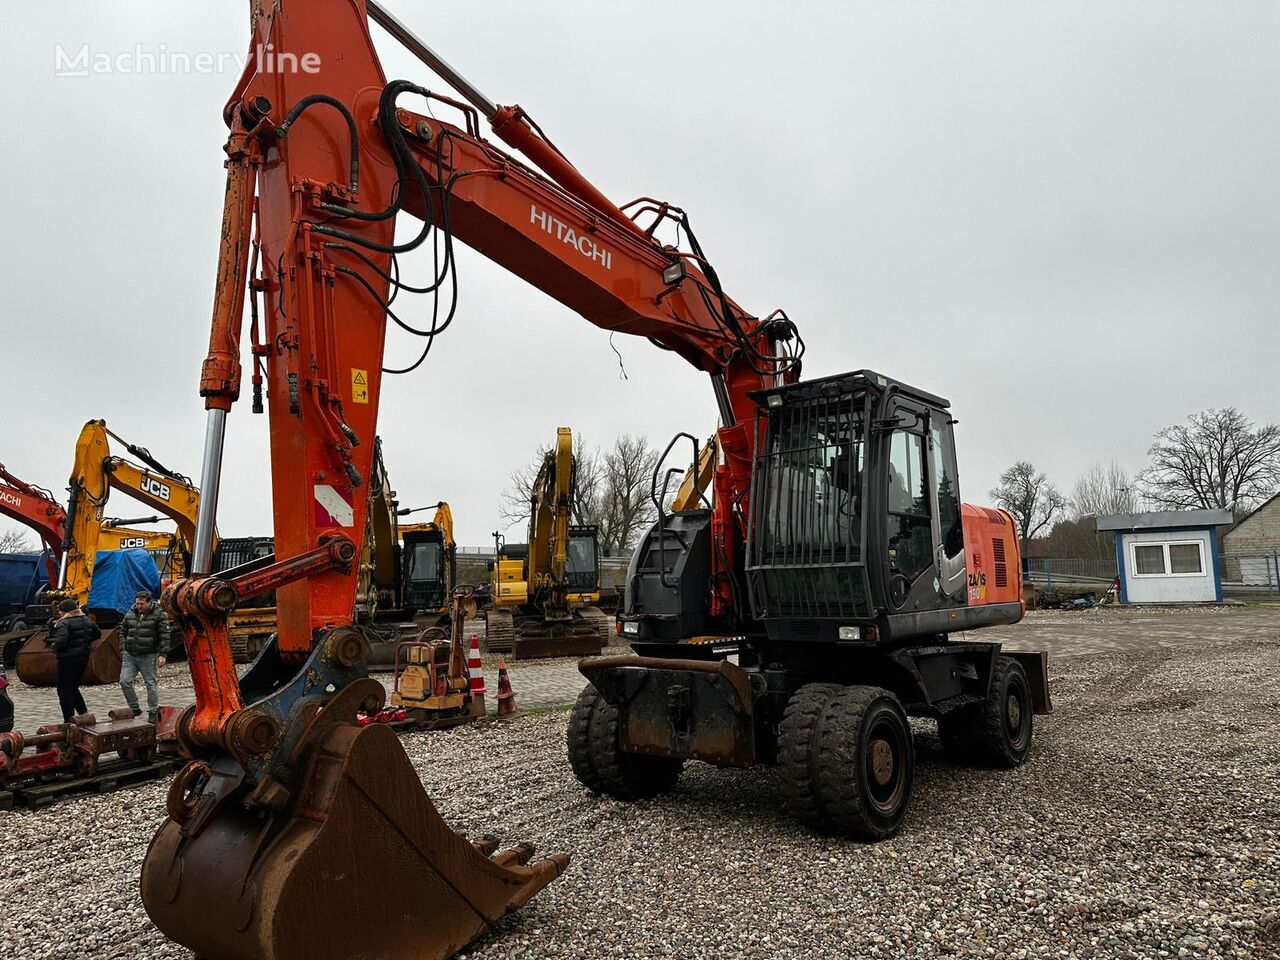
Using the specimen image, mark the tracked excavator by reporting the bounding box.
[0,464,65,584]
[0,466,182,663]
[0,464,67,665]
[140,2,1048,957]
[357,437,463,666]
[99,519,184,577]
[486,427,608,658]
[14,421,208,686]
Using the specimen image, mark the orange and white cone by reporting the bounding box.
[467,634,486,717]
[495,658,520,720]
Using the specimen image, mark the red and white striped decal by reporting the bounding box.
[313,484,355,528]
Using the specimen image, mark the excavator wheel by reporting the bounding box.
[142,695,568,960]
[566,685,607,794]
[566,683,683,800]
[812,686,914,841]
[943,656,1033,769]
[979,657,1034,767]
[778,682,843,829]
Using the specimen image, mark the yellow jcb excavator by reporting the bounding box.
[99,518,184,579]
[17,420,203,686]
[486,427,609,658]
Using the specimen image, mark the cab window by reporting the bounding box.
[930,423,964,559]
[887,430,931,580]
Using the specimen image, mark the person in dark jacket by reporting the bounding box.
[50,597,100,722]
[119,591,171,722]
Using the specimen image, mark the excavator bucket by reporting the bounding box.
[15,627,122,686]
[141,674,567,960]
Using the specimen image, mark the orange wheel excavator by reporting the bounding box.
[143,2,1049,957]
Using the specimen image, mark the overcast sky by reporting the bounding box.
[2,0,1277,548]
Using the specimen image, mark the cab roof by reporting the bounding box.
[748,369,950,411]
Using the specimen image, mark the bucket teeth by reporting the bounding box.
[493,841,537,868]
[142,722,568,960]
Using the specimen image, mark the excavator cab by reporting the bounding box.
[402,527,451,614]
[566,525,601,598]
[624,370,1022,651]
[744,369,1021,643]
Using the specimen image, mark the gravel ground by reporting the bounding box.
[1,616,1277,959]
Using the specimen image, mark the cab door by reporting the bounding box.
[880,398,967,619]
[882,400,937,612]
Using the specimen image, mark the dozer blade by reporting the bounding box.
[141,689,567,960]
[512,615,603,661]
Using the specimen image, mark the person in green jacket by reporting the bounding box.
[119,590,172,722]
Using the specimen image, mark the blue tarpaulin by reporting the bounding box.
[87,549,160,615]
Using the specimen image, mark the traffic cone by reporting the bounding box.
[495,658,520,720]
[467,634,486,717]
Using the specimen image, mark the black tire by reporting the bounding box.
[571,684,683,800]
[974,656,1033,768]
[813,686,915,840]
[567,684,606,793]
[777,682,843,829]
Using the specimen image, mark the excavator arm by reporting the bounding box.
[526,427,575,599]
[0,464,66,584]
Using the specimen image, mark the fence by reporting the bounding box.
[1219,554,1280,595]
[1025,558,1116,589]
[1027,554,1280,597]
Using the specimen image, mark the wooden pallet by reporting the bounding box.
[11,758,177,811]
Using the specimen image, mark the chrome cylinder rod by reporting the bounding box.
[367,0,498,119]
[191,408,227,576]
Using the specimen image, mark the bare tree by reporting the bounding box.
[499,435,602,532]
[596,435,660,556]
[0,527,34,553]
[1139,407,1280,513]
[1070,462,1137,519]
[990,461,1067,550]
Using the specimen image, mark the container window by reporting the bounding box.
[1169,542,1203,575]
[1133,544,1166,576]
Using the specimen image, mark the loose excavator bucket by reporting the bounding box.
[15,627,122,686]
[141,638,567,960]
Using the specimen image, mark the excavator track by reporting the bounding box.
[577,605,614,647]
[484,607,516,653]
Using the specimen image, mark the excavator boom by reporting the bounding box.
[0,464,66,584]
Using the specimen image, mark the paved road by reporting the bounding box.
[7,605,1277,730]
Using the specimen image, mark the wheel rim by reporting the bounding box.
[864,714,907,815]
[1006,676,1030,751]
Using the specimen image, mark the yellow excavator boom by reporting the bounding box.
[671,435,718,513]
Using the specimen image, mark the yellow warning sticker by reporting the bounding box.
[351,368,369,404]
